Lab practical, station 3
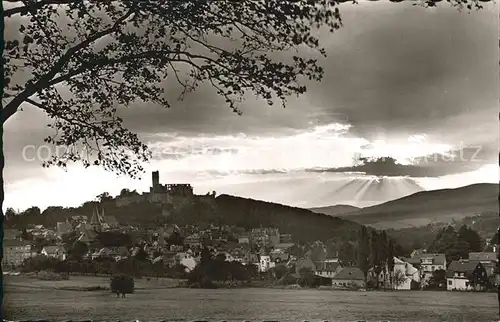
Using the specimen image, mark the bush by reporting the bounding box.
[110,274,134,293]
[410,280,420,290]
[35,271,69,281]
[276,274,297,286]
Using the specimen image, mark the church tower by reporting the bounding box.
[90,205,103,232]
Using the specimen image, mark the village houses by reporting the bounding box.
[446,259,488,291]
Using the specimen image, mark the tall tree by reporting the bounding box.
[458,225,483,253]
[370,230,383,289]
[200,246,212,266]
[5,207,16,220]
[356,226,370,281]
[387,239,395,289]
[379,230,390,288]
[339,241,356,267]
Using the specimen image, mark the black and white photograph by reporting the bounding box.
[1,0,499,321]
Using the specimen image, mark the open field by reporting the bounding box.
[4,274,180,291]
[3,275,499,321]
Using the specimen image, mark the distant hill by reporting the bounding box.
[309,204,360,217]
[386,211,499,251]
[337,183,499,230]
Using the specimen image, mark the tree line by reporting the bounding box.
[20,254,186,280]
[427,225,484,263]
[186,247,259,288]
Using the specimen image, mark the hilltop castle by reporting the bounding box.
[115,171,203,207]
[149,171,193,200]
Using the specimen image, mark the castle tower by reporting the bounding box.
[152,171,160,193]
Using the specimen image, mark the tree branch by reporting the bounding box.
[3,0,73,18]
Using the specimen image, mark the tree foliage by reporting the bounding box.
[428,225,484,262]
[97,231,133,248]
[3,0,344,177]
[426,269,447,290]
[356,226,370,280]
[67,241,89,261]
[2,0,485,177]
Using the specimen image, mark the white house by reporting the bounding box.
[175,252,197,272]
[370,257,420,290]
[446,260,488,291]
[258,255,275,272]
[393,257,420,290]
[417,253,446,286]
[41,246,66,261]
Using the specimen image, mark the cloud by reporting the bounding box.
[307,147,492,177]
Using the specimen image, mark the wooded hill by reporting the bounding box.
[5,193,364,244]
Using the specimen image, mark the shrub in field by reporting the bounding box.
[110,274,134,294]
[36,270,69,281]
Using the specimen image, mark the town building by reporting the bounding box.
[71,215,88,225]
[315,259,343,279]
[331,267,366,289]
[409,253,446,285]
[250,227,280,247]
[2,239,35,269]
[468,252,498,278]
[56,221,73,237]
[77,228,98,245]
[371,257,420,290]
[41,246,67,261]
[238,233,250,244]
[175,252,197,272]
[446,260,488,291]
[185,233,202,249]
[269,248,289,263]
[279,234,292,243]
[258,254,275,272]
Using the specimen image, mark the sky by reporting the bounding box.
[3,1,499,212]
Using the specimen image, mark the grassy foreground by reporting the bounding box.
[3,274,499,321]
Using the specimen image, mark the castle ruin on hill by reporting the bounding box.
[115,171,214,208]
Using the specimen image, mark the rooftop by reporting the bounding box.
[469,252,497,262]
[446,260,482,278]
[417,253,446,265]
[332,267,365,281]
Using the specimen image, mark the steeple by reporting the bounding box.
[90,204,103,232]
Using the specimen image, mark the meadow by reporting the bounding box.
[3,275,499,321]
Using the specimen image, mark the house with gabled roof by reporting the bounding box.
[315,259,343,279]
[446,259,488,291]
[41,245,66,261]
[411,253,446,286]
[77,228,98,244]
[370,257,421,290]
[331,267,365,289]
[468,252,498,277]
